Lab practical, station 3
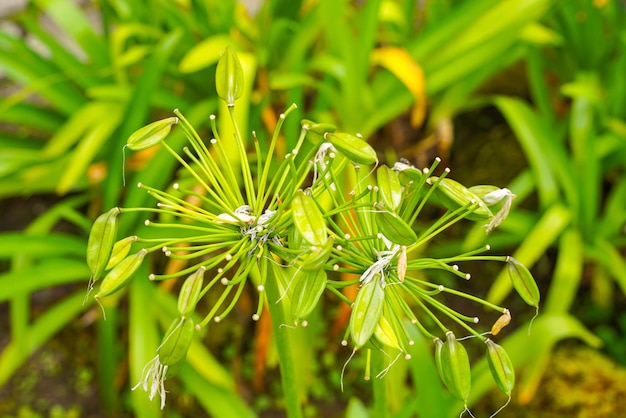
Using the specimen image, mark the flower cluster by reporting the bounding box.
[85,47,538,415]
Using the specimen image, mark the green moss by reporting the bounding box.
[476,344,626,417]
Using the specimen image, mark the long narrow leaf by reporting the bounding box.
[179,365,257,418]
[104,28,183,209]
[0,291,91,386]
[56,103,123,194]
[587,239,626,295]
[33,0,109,68]
[0,259,90,300]
[0,33,85,114]
[0,233,86,258]
[544,228,584,313]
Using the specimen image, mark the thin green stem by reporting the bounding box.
[371,349,389,418]
[264,260,304,418]
[228,106,257,207]
[256,104,298,213]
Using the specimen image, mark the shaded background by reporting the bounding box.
[1,0,626,417]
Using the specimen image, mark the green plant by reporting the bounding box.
[0,1,561,416]
[0,2,240,415]
[449,0,626,405]
[85,47,542,417]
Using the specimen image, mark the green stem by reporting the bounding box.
[264,262,304,418]
[228,106,257,207]
[371,349,389,418]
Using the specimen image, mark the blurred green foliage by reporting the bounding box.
[1,0,625,417]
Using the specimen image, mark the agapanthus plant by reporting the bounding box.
[86,47,539,417]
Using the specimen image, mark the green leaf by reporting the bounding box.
[544,228,583,313]
[0,33,84,115]
[0,259,90,301]
[56,103,123,194]
[346,397,370,418]
[493,96,573,208]
[0,291,90,386]
[179,34,233,73]
[179,365,256,418]
[33,0,109,67]
[0,233,86,258]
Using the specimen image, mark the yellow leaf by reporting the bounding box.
[371,47,426,127]
[179,35,233,73]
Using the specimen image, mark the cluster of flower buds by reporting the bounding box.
[86,47,538,414]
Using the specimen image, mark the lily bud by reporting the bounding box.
[216,46,243,106]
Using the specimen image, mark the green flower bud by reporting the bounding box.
[292,190,327,247]
[216,46,243,106]
[177,267,206,317]
[350,275,385,349]
[126,117,178,151]
[95,249,147,298]
[87,207,120,281]
[324,132,378,165]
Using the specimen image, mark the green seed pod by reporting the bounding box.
[126,117,178,151]
[374,314,401,351]
[105,235,138,270]
[96,249,147,298]
[158,317,195,367]
[350,275,385,349]
[87,207,120,281]
[468,185,500,201]
[469,185,516,233]
[375,209,417,246]
[377,165,403,211]
[301,119,336,144]
[433,337,445,384]
[216,46,243,106]
[440,331,471,403]
[299,236,334,271]
[287,224,304,251]
[393,162,423,186]
[429,177,493,221]
[292,190,327,247]
[177,267,206,317]
[291,269,327,322]
[469,185,515,207]
[324,132,378,165]
[397,246,407,282]
[485,338,515,396]
[506,257,540,308]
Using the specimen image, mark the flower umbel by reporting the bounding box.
[86,47,538,417]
